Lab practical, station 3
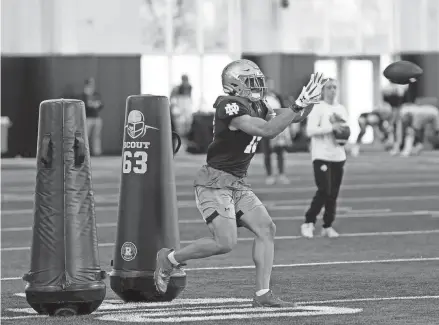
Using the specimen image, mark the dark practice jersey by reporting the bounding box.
[206,96,269,178]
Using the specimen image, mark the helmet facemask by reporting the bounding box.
[239,75,267,101]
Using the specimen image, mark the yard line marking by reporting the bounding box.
[2,229,439,252]
[3,257,439,281]
[1,210,425,232]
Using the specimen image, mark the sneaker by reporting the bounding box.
[389,146,400,156]
[301,223,314,238]
[252,290,296,308]
[413,143,424,156]
[265,176,276,185]
[400,150,411,157]
[277,174,290,185]
[321,227,340,238]
[153,248,175,295]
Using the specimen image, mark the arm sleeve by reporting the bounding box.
[306,105,333,137]
[217,100,250,120]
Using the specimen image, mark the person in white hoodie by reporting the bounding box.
[301,78,349,238]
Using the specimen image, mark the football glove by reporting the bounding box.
[294,72,327,109]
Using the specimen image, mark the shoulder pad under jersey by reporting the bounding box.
[214,96,252,119]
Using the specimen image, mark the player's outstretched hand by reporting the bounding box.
[295,72,327,108]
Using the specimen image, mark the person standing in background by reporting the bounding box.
[171,74,193,137]
[261,78,291,185]
[82,78,104,156]
[301,78,348,239]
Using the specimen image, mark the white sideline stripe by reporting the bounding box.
[7,180,435,195]
[4,181,439,202]
[9,295,439,306]
[1,210,425,232]
[184,257,439,271]
[177,195,439,208]
[3,257,439,281]
[2,229,439,253]
[2,195,439,213]
[297,295,439,305]
[1,315,48,320]
[1,205,346,217]
[175,181,439,196]
[4,175,439,192]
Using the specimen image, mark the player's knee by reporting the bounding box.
[262,220,276,236]
[215,235,236,254]
[254,220,276,241]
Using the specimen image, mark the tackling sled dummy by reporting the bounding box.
[110,95,186,302]
[23,99,106,316]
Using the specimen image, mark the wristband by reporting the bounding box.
[290,103,303,113]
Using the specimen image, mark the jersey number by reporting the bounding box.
[244,136,262,154]
[122,151,148,174]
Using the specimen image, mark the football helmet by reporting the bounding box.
[222,59,267,102]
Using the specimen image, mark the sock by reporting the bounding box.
[167,251,179,266]
[255,289,270,296]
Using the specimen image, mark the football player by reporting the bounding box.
[153,59,327,307]
[351,103,394,157]
[351,83,409,157]
[396,100,439,156]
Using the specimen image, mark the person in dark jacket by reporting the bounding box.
[261,78,291,185]
[81,78,104,156]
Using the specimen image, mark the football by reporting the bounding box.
[333,125,351,146]
[383,60,423,85]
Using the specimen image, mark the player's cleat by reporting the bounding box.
[277,174,290,185]
[321,227,340,238]
[252,290,296,308]
[301,223,314,238]
[265,176,276,185]
[154,248,176,295]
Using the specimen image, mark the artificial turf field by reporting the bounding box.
[2,149,439,324]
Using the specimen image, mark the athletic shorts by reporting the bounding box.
[193,165,263,226]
